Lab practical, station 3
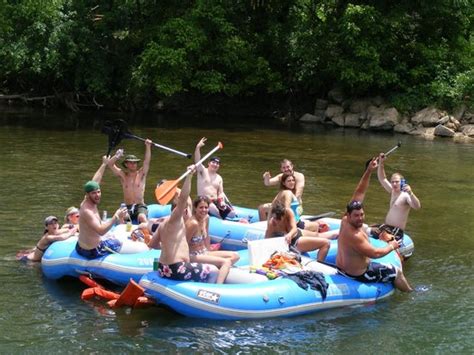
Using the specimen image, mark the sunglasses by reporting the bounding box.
[346,200,363,212]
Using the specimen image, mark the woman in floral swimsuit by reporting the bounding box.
[185,196,240,283]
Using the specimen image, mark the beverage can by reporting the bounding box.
[153,258,159,271]
[102,210,107,221]
[400,178,406,190]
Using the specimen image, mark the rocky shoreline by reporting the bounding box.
[298,89,474,143]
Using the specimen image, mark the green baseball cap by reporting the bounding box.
[84,180,100,193]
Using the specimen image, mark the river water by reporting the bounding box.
[0,109,473,353]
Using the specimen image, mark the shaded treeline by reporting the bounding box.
[0,0,472,114]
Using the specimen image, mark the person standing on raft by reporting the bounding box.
[107,139,152,224]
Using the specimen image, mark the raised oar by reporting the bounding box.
[102,119,191,158]
[155,142,223,205]
[123,132,192,159]
[365,141,402,168]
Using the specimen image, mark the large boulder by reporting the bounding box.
[344,112,363,127]
[434,124,455,137]
[367,106,400,130]
[411,107,446,127]
[349,99,371,114]
[325,104,344,119]
[460,124,474,137]
[331,114,345,127]
[394,120,415,134]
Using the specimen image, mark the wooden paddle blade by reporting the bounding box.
[155,180,179,205]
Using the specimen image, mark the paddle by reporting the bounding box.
[155,142,224,205]
[365,141,402,168]
[303,211,337,221]
[102,120,127,156]
[102,119,192,158]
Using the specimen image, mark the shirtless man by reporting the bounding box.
[372,152,421,241]
[263,159,305,202]
[148,166,219,283]
[194,137,235,219]
[336,159,413,292]
[143,186,192,249]
[265,202,330,262]
[260,159,305,220]
[76,155,148,259]
[107,139,152,223]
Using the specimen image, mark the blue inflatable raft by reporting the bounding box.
[139,237,403,320]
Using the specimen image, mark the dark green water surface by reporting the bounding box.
[0,109,472,353]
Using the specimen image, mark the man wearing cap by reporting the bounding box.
[336,158,413,292]
[194,137,236,219]
[107,139,152,224]
[77,155,147,259]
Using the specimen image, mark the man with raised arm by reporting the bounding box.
[336,159,413,292]
[373,152,421,241]
[194,137,235,220]
[76,155,148,259]
[263,159,305,202]
[259,159,306,220]
[149,165,219,283]
[107,139,152,223]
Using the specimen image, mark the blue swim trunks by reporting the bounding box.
[75,239,122,259]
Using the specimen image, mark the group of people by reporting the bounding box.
[27,135,421,292]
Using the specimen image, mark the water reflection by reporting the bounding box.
[0,112,473,353]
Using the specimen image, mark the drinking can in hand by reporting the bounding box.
[400,178,406,190]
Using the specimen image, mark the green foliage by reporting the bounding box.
[0,0,472,112]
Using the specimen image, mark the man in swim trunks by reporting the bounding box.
[148,165,218,283]
[76,155,147,259]
[371,152,421,242]
[107,139,152,223]
[336,158,413,292]
[265,202,330,262]
[194,137,236,220]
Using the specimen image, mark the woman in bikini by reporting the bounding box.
[23,216,77,262]
[185,196,239,283]
[271,173,338,239]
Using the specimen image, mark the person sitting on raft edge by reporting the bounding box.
[194,137,236,220]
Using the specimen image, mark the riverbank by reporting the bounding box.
[1,92,473,143]
[298,89,474,143]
